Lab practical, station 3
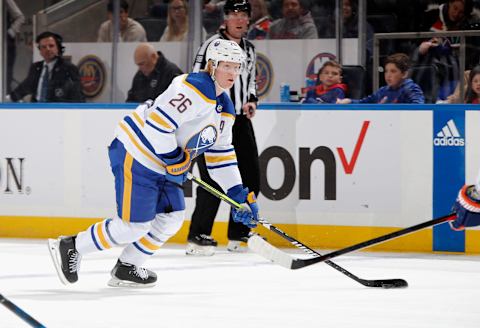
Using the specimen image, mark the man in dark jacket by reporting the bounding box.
[126,43,183,102]
[9,31,84,102]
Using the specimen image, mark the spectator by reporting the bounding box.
[8,32,84,103]
[343,0,374,59]
[160,0,207,42]
[416,0,478,100]
[97,0,147,42]
[247,0,272,40]
[445,69,471,103]
[268,0,318,39]
[203,0,225,34]
[465,65,480,103]
[187,0,260,255]
[5,0,25,94]
[303,60,347,103]
[337,53,425,104]
[126,43,183,102]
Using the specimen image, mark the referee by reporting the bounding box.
[186,0,260,255]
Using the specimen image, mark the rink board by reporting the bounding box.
[0,103,478,252]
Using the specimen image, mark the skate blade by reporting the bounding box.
[185,244,215,256]
[107,277,156,288]
[47,239,69,285]
[227,241,247,253]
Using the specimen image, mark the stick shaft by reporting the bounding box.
[187,173,406,287]
[0,294,45,328]
[293,213,456,269]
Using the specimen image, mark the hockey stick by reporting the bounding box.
[187,173,408,288]
[284,213,456,269]
[249,213,456,270]
[0,293,46,328]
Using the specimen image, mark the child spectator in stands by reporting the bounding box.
[303,60,347,103]
[160,0,206,42]
[247,0,272,40]
[337,53,425,104]
[465,65,480,104]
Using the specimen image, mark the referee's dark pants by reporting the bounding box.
[188,115,260,241]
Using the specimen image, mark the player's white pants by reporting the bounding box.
[119,210,185,266]
[75,211,185,267]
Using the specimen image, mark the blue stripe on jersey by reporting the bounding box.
[133,241,154,255]
[217,92,236,116]
[90,225,102,251]
[185,72,216,102]
[146,120,173,134]
[207,162,238,170]
[206,148,235,153]
[156,107,179,129]
[124,116,157,154]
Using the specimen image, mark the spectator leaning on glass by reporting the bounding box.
[337,53,425,104]
[268,0,318,39]
[98,0,147,42]
[303,60,347,104]
[7,31,84,103]
[187,0,260,255]
[126,43,183,102]
[416,0,477,100]
[247,0,272,40]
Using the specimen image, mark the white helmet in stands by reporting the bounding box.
[206,38,246,74]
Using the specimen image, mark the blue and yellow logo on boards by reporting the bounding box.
[78,55,106,98]
[255,53,273,99]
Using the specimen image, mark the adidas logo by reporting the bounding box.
[433,119,465,146]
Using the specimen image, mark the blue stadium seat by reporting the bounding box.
[135,17,167,42]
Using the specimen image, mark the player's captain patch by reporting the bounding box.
[255,53,273,99]
[78,55,106,98]
[185,125,218,158]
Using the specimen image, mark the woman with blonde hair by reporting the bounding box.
[160,0,206,42]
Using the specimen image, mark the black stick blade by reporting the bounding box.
[365,279,408,289]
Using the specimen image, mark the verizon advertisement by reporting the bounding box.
[0,106,435,228]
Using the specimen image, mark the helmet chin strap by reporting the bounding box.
[210,64,228,93]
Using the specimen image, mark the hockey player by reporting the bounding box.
[450,170,480,230]
[47,39,259,288]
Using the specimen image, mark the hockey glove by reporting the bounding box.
[450,185,480,231]
[227,185,259,228]
[160,147,191,185]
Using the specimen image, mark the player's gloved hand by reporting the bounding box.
[227,185,259,228]
[160,147,191,185]
[450,185,480,231]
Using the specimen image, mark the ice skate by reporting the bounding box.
[48,236,81,285]
[108,260,157,288]
[186,234,218,256]
[227,236,248,253]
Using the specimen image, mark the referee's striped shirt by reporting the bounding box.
[192,29,258,115]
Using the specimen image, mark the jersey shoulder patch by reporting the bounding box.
[184,72,216,104]
[217,92,236,116]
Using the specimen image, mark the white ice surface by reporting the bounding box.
[1,238,480,328]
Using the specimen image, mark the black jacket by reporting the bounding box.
[10,57,84,102]
[126,52,183,103]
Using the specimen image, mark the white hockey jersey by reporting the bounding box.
[115,72,242,192]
